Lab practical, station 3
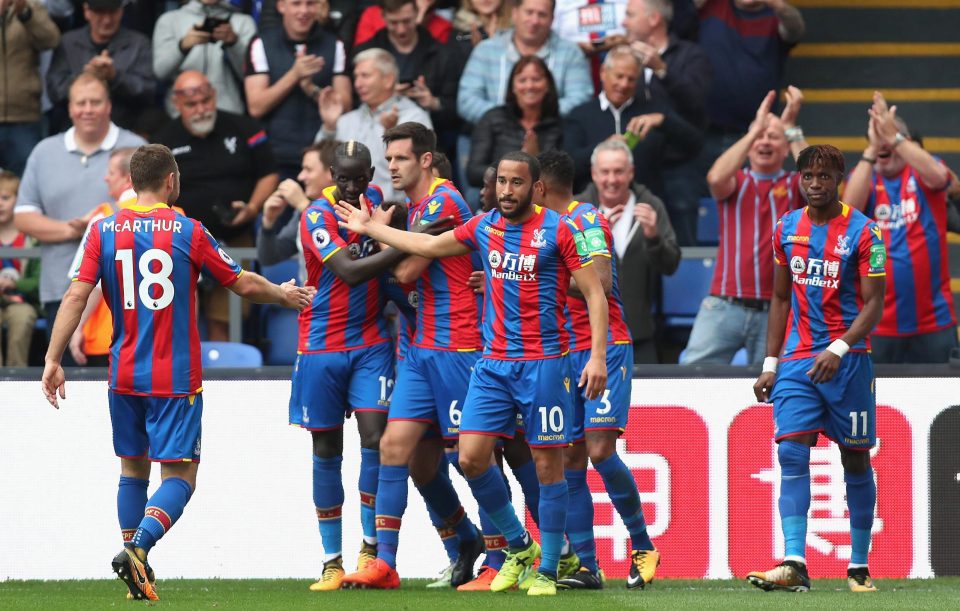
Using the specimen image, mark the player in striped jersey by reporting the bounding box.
[290,140,417,591]
[43,144,313,601]
[842,91,957,363]
[341,123,484,590]
[535,150,658,590]
[751,145,885,594]
[336,151,609,596]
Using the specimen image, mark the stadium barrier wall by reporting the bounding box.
[2,374,958,580]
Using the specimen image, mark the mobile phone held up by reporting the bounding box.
[199,16,228,33]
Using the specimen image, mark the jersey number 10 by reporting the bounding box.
[116,248,175,311]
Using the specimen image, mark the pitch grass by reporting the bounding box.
[2,578,960,610]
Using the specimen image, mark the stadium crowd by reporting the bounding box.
[2,0,959,368]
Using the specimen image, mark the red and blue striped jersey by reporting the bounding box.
[562,200,632,351]
[712,169,803,300]
[408,178,482,351]
[862,162,956,336]
[453,205,591,360]
[72,204,242,397]
[773,204,886,361]
[381,273,417,360]
[298,185,391,353]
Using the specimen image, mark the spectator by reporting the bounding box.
[66,147,139,367]
[153,0,259,116]
[696,0,804,159]
[46,0,154,133]
[257,139,339,267]
[563,44,701,200]
[478,164,497,211]
[457,0,592,126]
[154,70,280,341]
[431,150,453,180]
[0,170,39,368]
[843,91,957,363]
[316,48,432,199]
[576,139,679,363]
[352,0,461,158]
[466,54,562,186]
[450,0,513,59]
[0,0,60,177]
[623,0,711,245]
[680,89,805,365]
[354,0,452,47]
[244,0,352,179]
[14,74,145,349]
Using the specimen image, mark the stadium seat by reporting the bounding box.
[201,341,263,368]
[696,197,719,246]
[262,305,299,366]
[662,257,715,328]
[731,347,748,366]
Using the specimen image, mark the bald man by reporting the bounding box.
[153,70,280,341]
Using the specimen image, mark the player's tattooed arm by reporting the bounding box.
[568,255,612,297]
[571,264,609,400]
[754,264,791,402]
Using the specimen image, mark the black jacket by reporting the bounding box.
[564,94,701,199]
[353,26,460,135]
[576,182,681,342]
[467,106,562,187]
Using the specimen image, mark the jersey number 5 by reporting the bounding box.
[116,248,175,310]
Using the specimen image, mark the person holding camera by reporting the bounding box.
[153,0,258,117]
[152,71,279,341]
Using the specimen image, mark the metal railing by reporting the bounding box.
[0,245,720,343]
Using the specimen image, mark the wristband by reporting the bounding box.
[861,155,876,164]
[826,339,850,358]
[784,126,804,143]
[762,356,778,374]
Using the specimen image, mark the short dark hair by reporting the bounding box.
[334,140,372,167]
[796,144,845,176]
[381,200,408,230]
[431,151,453,180]
[381,0,415,13]
[505,55,559,120]
[130,144,177,193]
[499,151,541,183]
[383,122,437,159]
[304,139,340,170]
[536,150,574,191]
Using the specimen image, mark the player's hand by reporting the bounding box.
[780,85,804,128]
[579,354,607,401]
[68,331,88,366]
[753,372,776,403]
[467,270,484,293]
[414,216,456,236]
[41,361,66,409]
[371,203,395,226]
[806,351,841,384]
[280,279,315,311]
[334,200,372,234]
[634,202,658,238]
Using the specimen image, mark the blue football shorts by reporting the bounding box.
[109,391,203,462]
[569,342,633,442]
[388,346,480,440]
[289,342,394,431]
[460,356,575,448]
[771,351,876,449]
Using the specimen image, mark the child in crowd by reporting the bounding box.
[0,171,40,367]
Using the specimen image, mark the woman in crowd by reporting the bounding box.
[467,55,562,186]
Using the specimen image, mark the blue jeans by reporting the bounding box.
[680,295,768,365]
[871,326,959,364]
[0,122,42,177]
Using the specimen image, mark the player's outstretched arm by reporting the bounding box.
[42,280,95,409]
[806,274,884,384]
[571,263,609,400]
[229,272,316,310]
[754,265,791,402]
[334,200,469,259]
